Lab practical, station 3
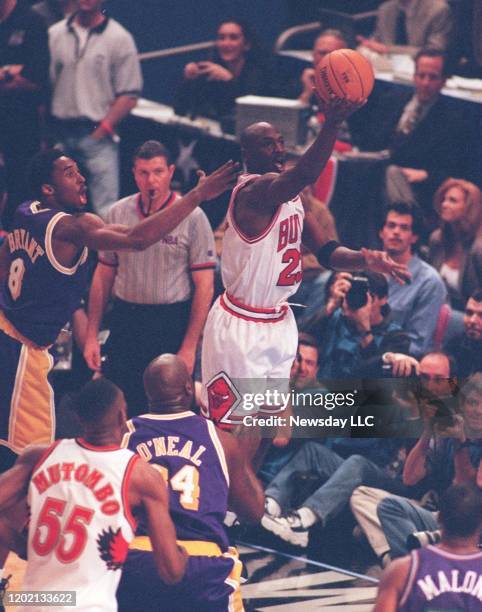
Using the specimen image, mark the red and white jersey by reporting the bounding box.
[222,173,304,309]
[23,439,138,612]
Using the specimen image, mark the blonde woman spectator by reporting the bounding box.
[428,179,481,309]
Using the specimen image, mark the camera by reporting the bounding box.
[407,529,442,550]
[345,276,369,310]
[431,398,456,428]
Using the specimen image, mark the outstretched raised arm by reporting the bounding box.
[56,161,239,253]
[238,96,364,213]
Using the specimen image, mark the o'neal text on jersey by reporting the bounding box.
[134,435,206,467]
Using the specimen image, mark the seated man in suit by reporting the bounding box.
[351,48,471,217]
[358,0,453,55]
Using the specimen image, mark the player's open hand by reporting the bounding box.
[313,92,367,124]
[196,160,239,201]
[361,248,411,284]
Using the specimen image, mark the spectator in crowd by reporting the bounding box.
[0,0,49,227]
[445,291,482,377]
[373,483,482,612]
[350,353,458,566]
[298,29,347,105]
[174,19,269,127]
[388,351,457,434]
[350,351,457,567]
[358,0,453,54]
[303,271,413,379]
[83,140,216,415]
[261,436,417,548]
[32,0,75,27]
[292,332,320,390]
[428,179,481,309]
[376,372,482,560]
[353,49,470,215]
[48,0,143,216]
[378,202,446,357]
[258,333,321,485]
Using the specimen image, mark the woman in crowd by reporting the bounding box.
[174,19,269,127]
[428,178,481,310]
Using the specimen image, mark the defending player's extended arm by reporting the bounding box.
[372,557,411,612]
[56,161,238,252]
[129,459,187,584]
[218,430,265,523]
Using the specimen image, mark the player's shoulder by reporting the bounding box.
[236,172,277,200]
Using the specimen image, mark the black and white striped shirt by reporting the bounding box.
[100,193,215,304]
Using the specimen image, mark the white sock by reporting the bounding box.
[265,497,281,518]
[297,507,318,528]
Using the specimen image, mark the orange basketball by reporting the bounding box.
[314,49,375,102]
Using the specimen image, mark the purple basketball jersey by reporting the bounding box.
[0,201,90,346]
[126,412,230,550]
[400,545,482,611]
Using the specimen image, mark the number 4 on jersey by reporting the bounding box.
[153,464,200,511]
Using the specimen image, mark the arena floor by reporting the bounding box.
[238,542,377,611]
[4,542,378,610]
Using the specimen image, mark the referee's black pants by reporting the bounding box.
[104,299,191,416]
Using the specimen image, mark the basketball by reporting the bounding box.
[314,49,375,102]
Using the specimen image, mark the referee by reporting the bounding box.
[84,140,216,414]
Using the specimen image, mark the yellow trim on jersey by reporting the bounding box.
[206,420,230,488]
[225,547,244,612]
[7,343,55,454]
[130,536,223,557]
[45,212,88,275]
[121,419,137,449]
[137,411,196,420]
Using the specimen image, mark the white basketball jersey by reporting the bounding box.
[23,439,138,612]
[222,174,305,308]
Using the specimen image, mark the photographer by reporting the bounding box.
[387,352,459,437]
[303,271,414,379]
[375,373,482,560]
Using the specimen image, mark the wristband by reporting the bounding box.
[316,240,340,269]
[100,120,115,136]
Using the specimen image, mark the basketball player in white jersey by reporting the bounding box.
[0,379,187,611]
[201,96,409,441]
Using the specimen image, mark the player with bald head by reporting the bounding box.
[201,97,410,444]
[119,354,264,611]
